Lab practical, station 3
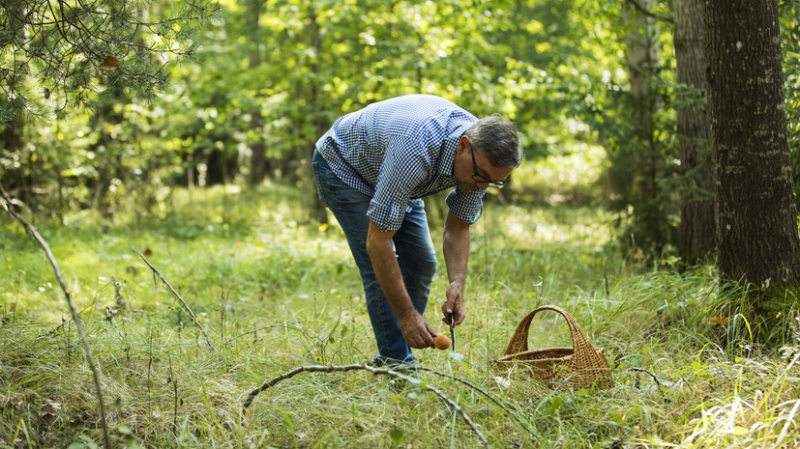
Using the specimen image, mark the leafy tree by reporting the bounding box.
[579,0,680,255]
[624,0,672,254]
[782,0,800,203]
[0,0,220,214]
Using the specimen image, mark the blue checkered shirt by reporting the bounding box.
[316,95,485,232]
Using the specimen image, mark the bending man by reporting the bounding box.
[312,94,522,366]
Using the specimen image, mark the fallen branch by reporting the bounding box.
[243,363,490,448]
[415,366,536,437]
[134,246,217,352]
[0,186,111,449]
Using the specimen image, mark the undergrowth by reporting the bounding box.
[1,185,798,448]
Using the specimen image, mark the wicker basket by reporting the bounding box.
[495,305,614,389]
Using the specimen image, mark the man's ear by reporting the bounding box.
[456,136,470,155]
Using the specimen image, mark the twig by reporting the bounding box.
[0,186,111,449]
[168,353,179,434]
[133,246,217,352]
[147,328,154,421]
[222,324,310,345]
[243,364,491,448]
[627,367,663,392]
[414,366,535,436]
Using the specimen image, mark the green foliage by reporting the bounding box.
[0,0,221,219]
[0,0,220,120]
[782,0,800,204]
[3,0,627,222]
[2,0,800,261]
[574,1,681,255]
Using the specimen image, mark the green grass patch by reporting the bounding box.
[1,185,798,448]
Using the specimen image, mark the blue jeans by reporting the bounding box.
[312,150,437,365]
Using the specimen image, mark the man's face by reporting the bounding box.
[455,137,514,192]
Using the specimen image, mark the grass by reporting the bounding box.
[1,182,799,449]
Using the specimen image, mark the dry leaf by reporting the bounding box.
[38,401,61,418]
[98,55,120,72]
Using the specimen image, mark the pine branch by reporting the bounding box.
[0,0,220,119]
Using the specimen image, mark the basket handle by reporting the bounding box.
[502,305,601,369]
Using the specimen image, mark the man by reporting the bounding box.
[312,94,521,367]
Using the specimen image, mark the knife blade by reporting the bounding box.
[449,314,456,351]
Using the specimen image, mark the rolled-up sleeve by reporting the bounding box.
[366,199,405,231]
[446,189,484,224]
[367,135,429,231]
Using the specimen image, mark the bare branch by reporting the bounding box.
[0,185,111,449]
[133,246,217,352]
[625,0,674,24]
[243,363,490,448]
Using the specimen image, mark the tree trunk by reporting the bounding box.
[1,2,28,202]
[307,8,329,224]
[88,99,123,219]
[674,0,715,264]
[246,0,267,187]
[624,0,662,251]
[1,112,25,201]
[705,0,800,287]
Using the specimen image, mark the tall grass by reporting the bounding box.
[1,183,798,448]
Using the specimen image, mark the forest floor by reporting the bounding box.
[1,184,799,449]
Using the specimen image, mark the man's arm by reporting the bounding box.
[366,220,437,349]
[442,210,471,326]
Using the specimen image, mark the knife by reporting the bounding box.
[449,314,456,351]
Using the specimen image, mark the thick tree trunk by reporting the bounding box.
[706,1,800,287]
[674,0,715,264]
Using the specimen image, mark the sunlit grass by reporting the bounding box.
[1,184,799,448]
[511,143,609,206]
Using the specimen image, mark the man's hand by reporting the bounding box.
[442,211,470,327]
[442,281,466,326]
[366,220,438,349]
[397,310,438,349]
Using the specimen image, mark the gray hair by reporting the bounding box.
[464,116,522,168]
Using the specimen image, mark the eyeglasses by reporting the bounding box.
[469,142,507,187]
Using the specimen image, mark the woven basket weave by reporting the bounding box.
[495,305,614,389]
